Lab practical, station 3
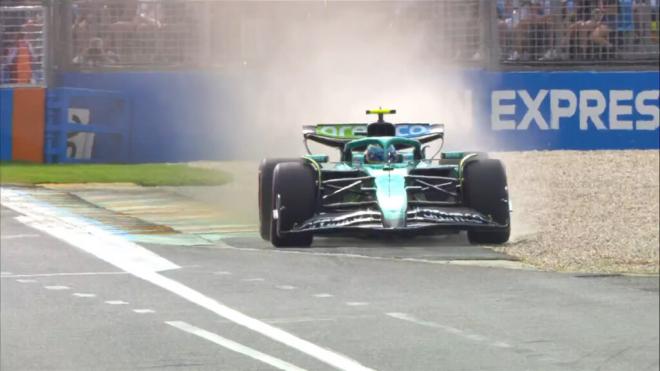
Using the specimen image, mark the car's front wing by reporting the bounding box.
[281,207,507,236]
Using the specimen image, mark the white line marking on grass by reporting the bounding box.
[105,300,129,305]
[44,285,70,290]
[241,278,265,282]
[346,302,369,306]
[314,293,333,298]
[166,321,307,371]
[133,309,155,314]
[386,312,512,349]
[213,271,232,275]
[16,279,37,283]
[73,293,96,298]
[2,271,127,278]
[2,188,374,371]
[276,285,296,290]
[1,233,40,240]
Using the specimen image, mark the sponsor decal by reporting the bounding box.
[491,89,659,131]
[316,124,431,139]
[316,124,367,139]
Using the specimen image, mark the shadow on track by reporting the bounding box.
[224,232,514,262]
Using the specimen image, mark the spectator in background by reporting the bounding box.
[617,0,635,53]
[575,0,597,20]
[72,11,94,60]
[497,0,513,56]
[507,0,553,61]
[588,7,614,57]
[0,21,38,84]
[73,37,119,67]
[633,0,653,49]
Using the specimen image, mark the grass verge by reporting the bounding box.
[0,163,232,187]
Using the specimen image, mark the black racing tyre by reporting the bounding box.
[258,158,300,241]
[270,162,316,247]
[463,159,511,245]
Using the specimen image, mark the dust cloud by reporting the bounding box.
[210,1,482,160]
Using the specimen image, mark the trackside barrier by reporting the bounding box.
[0,87,46,162]
[45,87,130,163]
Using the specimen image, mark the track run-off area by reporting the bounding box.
[1,187,659,371]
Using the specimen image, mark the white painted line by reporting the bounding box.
[492,341,514,349]
[276,285,296,290]
[346,302,369,306]
[44,285,70,290]
[133,309,155,314]
[1,233,40,240]
[241,278,265,282]
[16,279,37,283]
[2,188,374,371]
[166,321,307,371]
[385,312,512,349]
[105,300,129,305]
[313,293,333,298]
[2,271,127,278]
[72,293,96,298]
[213,271,232,275]
[2,189,179,274]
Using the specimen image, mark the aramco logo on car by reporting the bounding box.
[316,124,431,138]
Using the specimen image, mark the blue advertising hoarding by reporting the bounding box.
[471,71,659,151]
[57,70,659,162]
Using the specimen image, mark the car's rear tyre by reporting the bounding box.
[463,159,510,245]
[258,158,300,241]
[270,162,316,247]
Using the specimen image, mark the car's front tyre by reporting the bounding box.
[463,159,511,245]
[270,162,316,247]
[258,158,300,241]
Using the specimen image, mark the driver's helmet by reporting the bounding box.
[365,144,396,163]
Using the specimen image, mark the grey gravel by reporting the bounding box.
[495,150,659,274]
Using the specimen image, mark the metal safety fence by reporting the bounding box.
[63,0,488,69]
[1,0,658,85]
[0,5,47,86]
[497,0,660,64]
[69,0,202,67]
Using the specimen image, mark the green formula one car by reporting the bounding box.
[259,109,510,247]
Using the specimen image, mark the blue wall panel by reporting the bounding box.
[58,72,242,162]
[57,70,659,163]
[468,71,659,151]
[0,88,13,161]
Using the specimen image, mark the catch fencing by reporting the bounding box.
[498,0,660,65]
[1,0,658,83]
[0,4,47,86]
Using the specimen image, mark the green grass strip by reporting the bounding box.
[0,163,232,187]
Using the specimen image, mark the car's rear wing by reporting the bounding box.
[303,123,444,150]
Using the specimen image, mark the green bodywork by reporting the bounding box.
[305,136,463,229]
[366,167,408,228]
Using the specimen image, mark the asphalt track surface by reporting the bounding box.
[1,204,659,371]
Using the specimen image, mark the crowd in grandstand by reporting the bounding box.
[498,0,659,61]
[2,0,659,81]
